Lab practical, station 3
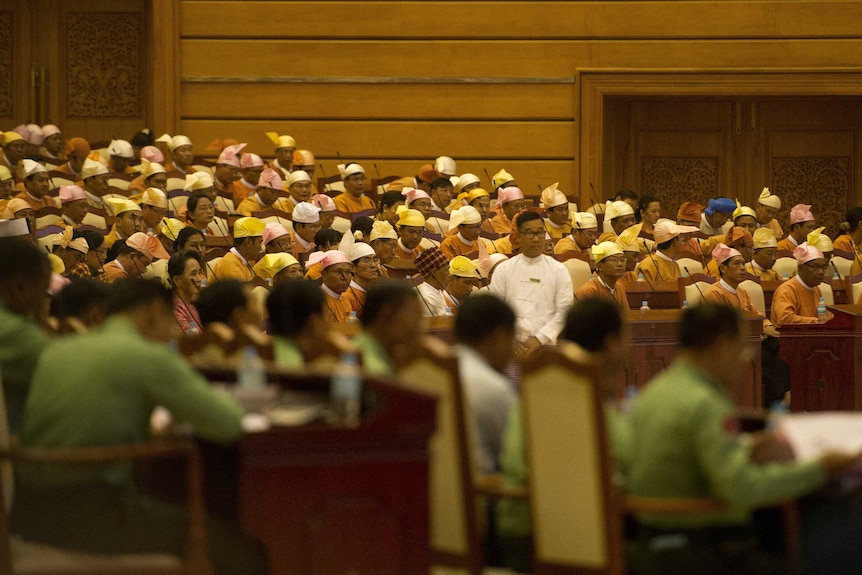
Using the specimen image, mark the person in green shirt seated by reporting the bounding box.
[268,279,328,368]
[496,297,630,572]
[0,237,51,434]
[12,278,267,574]
[353,281,424,377]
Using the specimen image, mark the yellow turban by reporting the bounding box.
[807,226,833,253]
[752,227,777,249]
[106,197,142,216]
[160,218,186,241]
[466,188,490,204]
[449,256,481,278]
[265,132,297,150]
[253,253,300,281]
[397,208,425,228]
[233,217,266,238]
[615,223,643,252]
[591,241,623,264]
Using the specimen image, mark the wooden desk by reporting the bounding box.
[618,309,763,408]
[198,370,436,575]
[779,304,862,412]
[620,280,679,310]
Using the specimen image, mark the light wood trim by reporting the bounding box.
[180,1,862,40]
[152,0,180,133]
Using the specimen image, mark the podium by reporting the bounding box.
[619,309,763,407]
[197,368,437,575]
[779,304,862,412]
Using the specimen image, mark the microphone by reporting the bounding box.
[683,266,707,302]
[831,261,843,281]
[91,246,109,283]
[590,183,604,214]
[643,238,664,281]
[318,164,333,193]
[413,279,438,317]
[482,168,497,196]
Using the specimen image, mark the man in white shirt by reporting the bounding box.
[414,247,450,317]
[489,211,573,358]
[454,294,517,474]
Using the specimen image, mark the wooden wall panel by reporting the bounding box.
[176,0,862,198]
[181,1,862,40]
[181,83,575,120]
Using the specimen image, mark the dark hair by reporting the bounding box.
[455,294,515,344]
[314,228,342,249]
[515,210,542,230]
[657,238,675,252]
[635,194,660,224]
[267,279,325,338]
[678,303,741,351]
[0,239,50,283]
[361,281,417,328]
[186,194,213,219]
[563,299,622,353]
[167,250,204,283]
[351,216,374,237]
[54,278,108,319]
[77,229,104,251]
[130,128,154,148]
[195,279,247,325]
[106,239,126,262]
[838,207,862,237]
[430,177,452,191]
[614,189,638,202]
[378,191,405,214]
[105,278,171,316]
[173,227,206,252]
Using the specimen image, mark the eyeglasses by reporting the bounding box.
[520,230,545,240]
[803,263,829,272]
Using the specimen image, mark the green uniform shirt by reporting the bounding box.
[628,357,827,528]
[496,400,631,537]
[19,316,244,488]
[0,302,48,434]
[273,335,304,368]
[352,332,395,377]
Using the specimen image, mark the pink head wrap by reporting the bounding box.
[401,187,431,206]
[312,194,337,212]
[261,222,290,246]
[257,168,283,190]
[497,186,525,205]
[319,250,351,270]
[58,185,86,203]
[711,243,742,266]
[217,143,247,168]
[140,145,164,163]
[240,153,264,169]
[789,204,815,225]
[793,244,824,265]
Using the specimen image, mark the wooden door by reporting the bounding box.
[607,97,862,235]
[3,0,150,144]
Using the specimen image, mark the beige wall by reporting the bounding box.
[175,1,862,205]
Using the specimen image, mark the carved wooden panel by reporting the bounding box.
[65,11,141,117]
[640,157,719,214]
[771,156,849,236]
[0,11,11,117]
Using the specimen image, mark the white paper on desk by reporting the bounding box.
[779,412,862,462]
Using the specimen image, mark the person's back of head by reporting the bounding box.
[0,238,51,315]
[379,190,404,212]
[455,293,515,346]
[314,228,342,251]
[563,298,622,353]
[53,278,109,324]
[195,279,247,326]
[679,303,741,352]
[362,280,418,330]
[105,278,172,317]
[268,279,325,338]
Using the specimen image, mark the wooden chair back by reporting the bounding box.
[398,346,483,574]
[676,257,704,276]
[677,273,717,307]
[317,175,344,197]
[818,280,834,305]
[561,257,592,293]
[521,346,624,575]
[773,256,798,280]
[831,255,853,280]
[739,275,767,316]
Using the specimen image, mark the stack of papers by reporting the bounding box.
[779,412,862,461]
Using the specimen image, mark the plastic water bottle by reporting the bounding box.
[146,227,153,235]
[347,310,359,323]
[200,277,207,288]
[817,296,828,323]
[443,306,454,317]
[639,300,650,311]
[682,299,689,309]
[238,346,266,390]
[330,352,362,427]
[185,321,200,336]
[637,272,645,282]
[783,272,789,280]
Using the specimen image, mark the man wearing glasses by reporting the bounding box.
[771,243,831,326]
[489,211,573,359]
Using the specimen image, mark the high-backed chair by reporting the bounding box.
[520,348,625,574]
[677,273,717,306]
[676,257,704,276]
[560,258,592,293]
[830,255,853,280]
[844,272,862,305]
[818,280,834,305]
[0,374,212,575]
[739,275,767,316]
[773,257,798,280]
